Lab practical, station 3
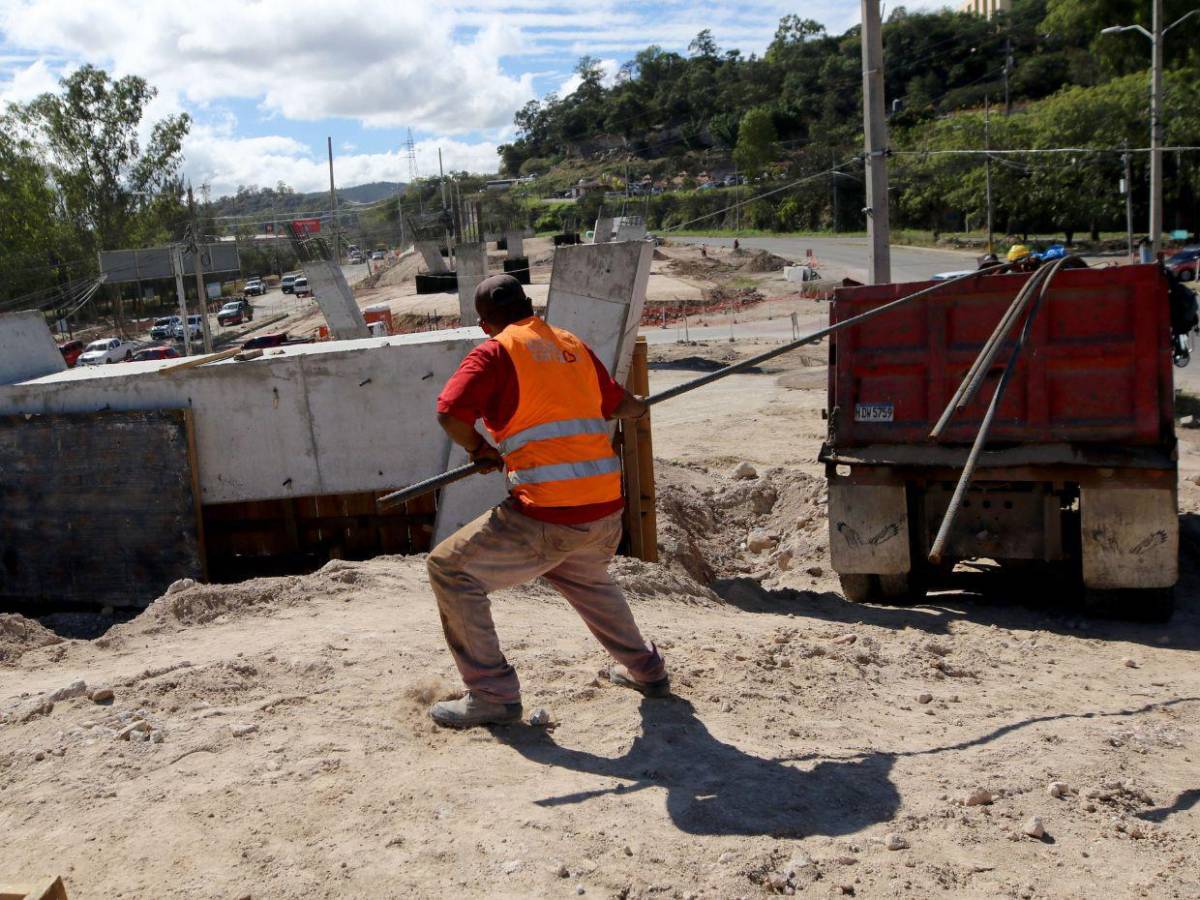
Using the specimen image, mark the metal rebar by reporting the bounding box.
[929,264,1051,438]
[927,257,1068,565]
[378,265,1010,511]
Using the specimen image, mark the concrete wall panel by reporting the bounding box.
[455,242,488,327]
[416,241,449,274]
[0,311,67,385]
[504,230,525,258]
[303,259,370,339]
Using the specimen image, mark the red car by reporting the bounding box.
[1166,247,1200,282]
[241,332,315,350]
[59,339,84,367]
[129,346,181,362]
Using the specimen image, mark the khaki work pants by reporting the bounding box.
[426,500,666,704]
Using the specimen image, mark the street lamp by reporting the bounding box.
[1102,3,1200,257]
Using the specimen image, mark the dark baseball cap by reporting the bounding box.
[474,273,527,310]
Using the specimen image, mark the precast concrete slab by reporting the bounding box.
[303,259,371,339]
[614,221,647,242]
[432,240,652,543]
[455,242,488,327]
[0,328,487,505]
[0,311,67,384]
[416,241,449,274]
[593,216,613,243]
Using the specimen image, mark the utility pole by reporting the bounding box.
[187,184,214,353]
[860,0,891,284]
[1003,37,1013,117]
[1123,141,1135,261]
[438,147,447,210]
[984,97,994,254]
[171,245,191,358]
[831,149,839,232]
[327,136,339,263]
[1149,0,1164,257]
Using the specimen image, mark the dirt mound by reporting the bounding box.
[654,460,828,586]
[0,613,62,665]
[740,250,789,272]
[701,285,764,306]
[373,250,421,289]
[652,248,668,261]
[667,257,736,278]
[609,556,721,605]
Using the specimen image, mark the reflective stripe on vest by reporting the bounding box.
[506,455,621,486]
[498,416,610,456]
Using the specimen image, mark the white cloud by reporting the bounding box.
[0,56,68,106]
[0,0,534,134]
[183,127,500,197]
[557,57,621,98]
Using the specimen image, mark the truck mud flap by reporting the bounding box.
[828,482,910,575]
[1080,486,1178,590]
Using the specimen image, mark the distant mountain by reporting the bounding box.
[338,181,406,204]
[209,181,407,226]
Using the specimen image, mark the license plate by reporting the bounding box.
[855,403,894,423]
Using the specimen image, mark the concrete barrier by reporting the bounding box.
[0,311,67,384]
[455,243,488,326]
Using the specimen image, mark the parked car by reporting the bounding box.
[217,298,254,326]
[243,277,266,296]
[293,276,311,297]
[129,345,180,362]
[349,252,364,264]
[76,337,138,365]
[173,314,204,341]
[150,316,180,340]
[1166,247,1200,281]
[59,339,84,367]
[280,272,301,294]
[370,250,385,260]
[240,332,315,350]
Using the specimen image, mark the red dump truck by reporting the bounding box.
[821,264,1185,620]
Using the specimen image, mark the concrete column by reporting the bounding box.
[614,220,647,242]
[455,242,488,326]
[504,230,525,259]
[593,216,613,243]
[416,241,449,274]
[302,259,370,340]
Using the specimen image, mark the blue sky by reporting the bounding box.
[0,0,946,197]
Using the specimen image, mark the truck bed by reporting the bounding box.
[827,264,1175,450]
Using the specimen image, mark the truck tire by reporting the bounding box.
[838,573,876,603]
[1084,587,1175,623]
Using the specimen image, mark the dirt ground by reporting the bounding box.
[3,266,1200,899]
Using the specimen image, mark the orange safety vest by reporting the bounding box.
[488,317,623,508]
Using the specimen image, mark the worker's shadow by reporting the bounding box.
[492,696,898,838]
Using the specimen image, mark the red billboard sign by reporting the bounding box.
[291,218,321,235]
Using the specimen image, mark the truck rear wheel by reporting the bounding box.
[839,573,875,603]
[838,571,927,604]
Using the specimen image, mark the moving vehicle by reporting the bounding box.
[76,337,138,365]
[150,316,180,340]
[280,272,302,294]
[173,314,204,341]
[58,339,84,367]
[129,346,180,362]
[240,332,315,350]
[823,264,1189,621]
[293,276,311,297]
[217,299,254,326]
[243,277,266,296]
[1166,246,1200,281]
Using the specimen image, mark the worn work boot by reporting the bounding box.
[429,693,523,729]
[605,665,671,699]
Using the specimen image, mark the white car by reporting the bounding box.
[76,337,138,365]
[173,314,204,341]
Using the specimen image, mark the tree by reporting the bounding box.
[688,29,720,60]
[13,64,191,256]
[733,107,777,176]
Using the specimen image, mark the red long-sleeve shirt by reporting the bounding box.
[437,338,626,524]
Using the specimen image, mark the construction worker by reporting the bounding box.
[425,274,669,728]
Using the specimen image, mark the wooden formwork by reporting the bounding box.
[619,337,659,562]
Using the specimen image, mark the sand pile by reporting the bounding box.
[741,250,789,272]
[373,250,421,289]
[0,613,62,665]
[654,460,829,586]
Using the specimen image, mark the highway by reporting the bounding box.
[673,234,980,282]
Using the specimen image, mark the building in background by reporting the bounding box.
[961,0,1011,18]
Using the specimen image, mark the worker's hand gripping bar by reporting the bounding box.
[376,264,1013,511]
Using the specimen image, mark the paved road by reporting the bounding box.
[674,235,979,282]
